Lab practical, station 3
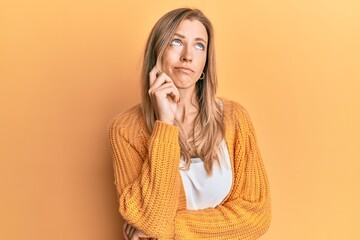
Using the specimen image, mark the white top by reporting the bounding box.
[179,139,233,210]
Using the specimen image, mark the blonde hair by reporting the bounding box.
[141,8,224,175]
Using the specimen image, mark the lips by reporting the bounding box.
[174,66,195,73]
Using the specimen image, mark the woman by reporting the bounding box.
[109,8,271,240]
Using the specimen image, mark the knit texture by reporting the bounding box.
[108,98,271,239]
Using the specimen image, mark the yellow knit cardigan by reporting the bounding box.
[108,98,271,239]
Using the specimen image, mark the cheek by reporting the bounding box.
[161,50,177,69]
[196,53,207,69]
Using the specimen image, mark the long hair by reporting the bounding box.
[141,8,225,176]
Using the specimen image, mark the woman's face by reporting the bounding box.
[161,19,208,90]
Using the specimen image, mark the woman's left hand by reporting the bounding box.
[130,229,151,240]
[123,221,152,240]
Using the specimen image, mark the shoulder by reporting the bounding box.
[108,104,144,129]
[218,97,252,123]
[108,104,148,144]
[217,97,257,140]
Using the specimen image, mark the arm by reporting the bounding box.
[173,105,271,239]
[109,118,181,238]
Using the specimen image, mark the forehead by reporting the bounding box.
[174,19,208,41]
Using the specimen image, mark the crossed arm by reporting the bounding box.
[109,104,271,239]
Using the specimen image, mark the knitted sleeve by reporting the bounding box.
[173,104,271,239]
[109,118,181,239]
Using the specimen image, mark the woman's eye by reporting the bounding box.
[196,43,205,50]
[171,39,181,46]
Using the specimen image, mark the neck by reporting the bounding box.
[175,87,198,124]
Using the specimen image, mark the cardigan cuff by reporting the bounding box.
[152,120,179,144]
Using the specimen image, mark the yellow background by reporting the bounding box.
[1,0,359,239]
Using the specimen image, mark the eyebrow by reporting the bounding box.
[173,33,207,44]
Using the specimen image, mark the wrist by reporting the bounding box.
[158,117,175,125]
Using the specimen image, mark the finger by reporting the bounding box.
[125,223,133,238]
[149,71,173,91]
[153,82,179,97]
[154,57,163,79]
[149,64,162,87]
[123,222,129,240]
[148,75,176,98]
[128,226,136,239]
[152,85,180,103]
[149,81,175,96]
[130,234,136,240]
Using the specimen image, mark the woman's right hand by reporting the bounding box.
[148,64,180,125]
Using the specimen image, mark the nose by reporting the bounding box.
[180,45,192,62]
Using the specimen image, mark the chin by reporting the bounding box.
[173,77,198,90]
[174,81,196,90]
